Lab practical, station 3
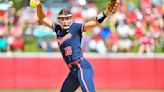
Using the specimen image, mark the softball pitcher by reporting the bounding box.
[30,0,118,91]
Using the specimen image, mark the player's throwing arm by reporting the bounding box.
[30,0,119,31]
[30,0,53,28]
[83,0,119,30]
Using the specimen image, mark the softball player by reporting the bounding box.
[31,0,118,92]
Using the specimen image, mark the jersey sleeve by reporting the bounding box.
[78,23,86,35]
[68,23,84,36]
[52,22,57,32]
[77,23,86,33]
[81,24,85,32]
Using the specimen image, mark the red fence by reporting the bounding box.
[0,54,164,89]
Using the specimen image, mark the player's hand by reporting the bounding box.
[108,0,119,14]
[30,0,41,5]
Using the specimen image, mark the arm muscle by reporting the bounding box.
[37,3,53,28]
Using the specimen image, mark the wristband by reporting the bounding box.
[96,11,107,23]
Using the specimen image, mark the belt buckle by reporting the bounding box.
[67,60,78,69]
[67,56,85,68]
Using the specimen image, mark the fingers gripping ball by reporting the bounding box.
[30,1,37,8]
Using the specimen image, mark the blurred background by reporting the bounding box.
[0,0,164,92]
[0,0,163,54]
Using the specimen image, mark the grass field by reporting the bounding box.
[0,90,164,92]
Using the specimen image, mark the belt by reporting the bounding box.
[67,56,85,68]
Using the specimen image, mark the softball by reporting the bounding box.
[29,1,36,8]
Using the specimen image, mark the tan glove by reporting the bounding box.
[108,0,119,14]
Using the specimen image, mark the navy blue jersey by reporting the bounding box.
[53,23,84,64]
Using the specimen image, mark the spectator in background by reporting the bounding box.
[0,31,9,52]
[0,13,8,52]
[150,17,163,51]
[9,35,25,52]
[118,38,133,52]
[81,32,91,52]
[116,19,133,52]
[161,5,164,52]
[8,10,25,52]
[89,35,107,54]
[140,0,152,14]
[138,33,154,54]
[71,7,83,23]
[37,37,58,52]
[160,32,164,52]
[134,21,145,39]
[33,23,58,52]
[134,20,146,48]
[125,8,137,25]
[88,26,107,54]
[107,31,119,52]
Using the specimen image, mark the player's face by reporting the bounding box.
[58,16,72,30]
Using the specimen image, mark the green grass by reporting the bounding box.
[24,37,39,52]
[0,90,164,92]
[24,37,45,52]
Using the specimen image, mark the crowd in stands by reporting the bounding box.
[0,0,163,54]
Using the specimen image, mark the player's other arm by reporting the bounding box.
[83,0,119,31]
[31,0,53,28]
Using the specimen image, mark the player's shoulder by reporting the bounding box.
[54,23,60,28]
[70,22,84,34]
[71,22,83,28]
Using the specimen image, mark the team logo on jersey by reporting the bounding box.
[64,46,72,56]
[57,33,72,46]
